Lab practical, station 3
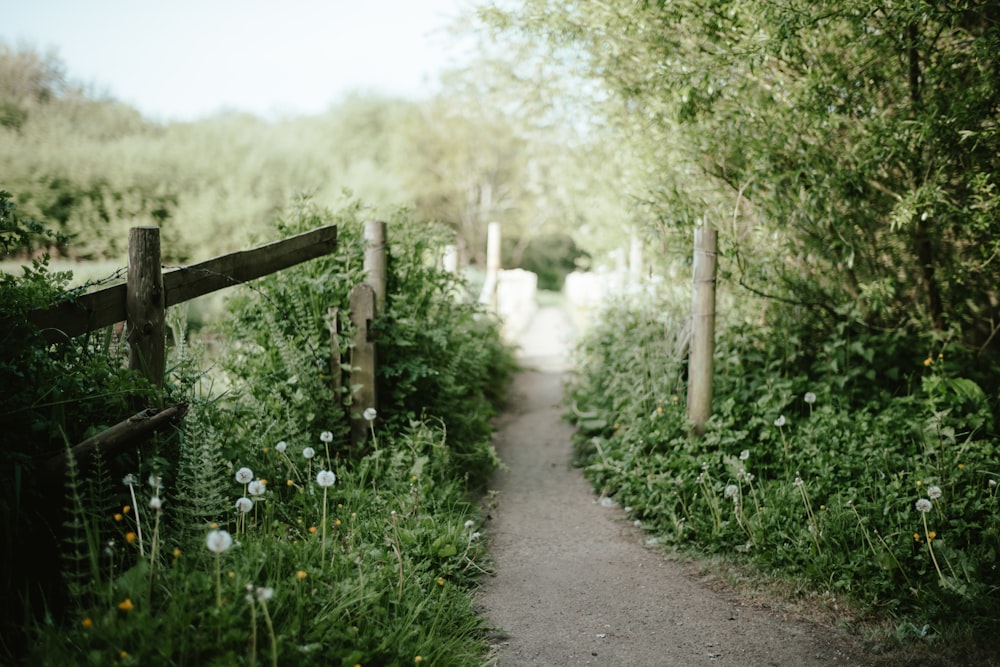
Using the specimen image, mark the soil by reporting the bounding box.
[475,304,878,667]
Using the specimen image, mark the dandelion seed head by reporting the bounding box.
[774,415,786,427]
[804,392,817,404]
[915,498,933,513]
[122,474,138,487]
[363,407,378,422]
[739,449,750,461]
[255,586,274,601]
[235,467,254,484]
[276,441,287,453]
[724,484,739,498]
[927,485,942,500]
[316,470,337,487]
[149,496,162,510]
[319,430,333,443]
[206,529,233,554]
[464,520,475,529]
[248,480,266,496]
[235,497,253,513]
[302,447,316,460]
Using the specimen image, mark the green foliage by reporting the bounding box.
[569,292,1000,647]
[3,196,513,664]
[510,233,589,291]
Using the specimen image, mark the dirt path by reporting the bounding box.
[476,305,872,667]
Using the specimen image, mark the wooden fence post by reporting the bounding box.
[480,222,501,310]
[687,226,717,435]
[349,283,377,447]
[363,220,387,315]
[127,226,165,389]
[328,307,343,413]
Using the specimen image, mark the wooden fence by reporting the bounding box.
[27,221,386,472]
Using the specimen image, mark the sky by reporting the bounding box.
[2,0,480,121]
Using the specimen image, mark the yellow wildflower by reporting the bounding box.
[124,532,137,544]
[81,617,93,629]
[117,598,135,612]
[296,570,308,580]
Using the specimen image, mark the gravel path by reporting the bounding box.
[476,305,873,667]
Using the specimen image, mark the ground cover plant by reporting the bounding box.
[2,195,514,666]
[568,291,1000,652]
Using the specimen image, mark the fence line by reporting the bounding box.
[23,221,391,462]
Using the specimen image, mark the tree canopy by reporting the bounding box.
[486,0,1000,355]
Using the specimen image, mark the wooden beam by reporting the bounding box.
[24,224,338,344]
[164,224,338,306]
[127,227,166,387]
[349,282,377,447]
[37,403,189,478]
[686,227,718,436]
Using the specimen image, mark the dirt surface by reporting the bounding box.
[476,305,874,667]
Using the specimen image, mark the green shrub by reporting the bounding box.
[569,290,1000,644]
[7,197,514,665]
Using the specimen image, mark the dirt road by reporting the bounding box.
[476,305,872,666]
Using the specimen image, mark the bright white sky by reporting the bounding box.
[2,0,480,121]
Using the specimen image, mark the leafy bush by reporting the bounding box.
[569,291,1000,646]
[6,198,514,665]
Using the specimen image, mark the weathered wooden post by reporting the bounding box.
[349,284,377,447]
[350,219,384,448]
[126,226,165,389]
[687,226,717,435]
[442,244,458,274]
[363,220,387,314]
[328,307,343,410]
[480,222,501,310]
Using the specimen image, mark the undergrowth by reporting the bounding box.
[568,292,1000,653]
[2,195,515,665]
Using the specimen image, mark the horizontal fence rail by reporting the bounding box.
[27,224,339,344]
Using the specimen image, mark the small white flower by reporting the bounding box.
[739,449,750,461]
[248,480,266,497]
[927,485,942,500]
[276,441,287,453]
[319,431,333,443]
[915,498,933,513]
[774,415,786,427]
[149,496,163,510]
[724,484,739,498]
[363,407,378,422]
[804,392,817,404]
[235,497,254,513]
[235,467,254,484]
[206,529,233,554]
[302,447,316,460]
[316,470,337,487]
